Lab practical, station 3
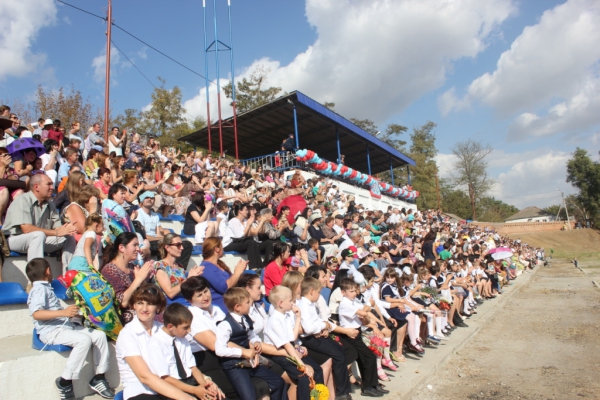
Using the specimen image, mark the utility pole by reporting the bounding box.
[556,189,572,231]
[103,0,112,143]
[435,172,441,210]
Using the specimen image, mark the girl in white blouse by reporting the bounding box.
[115,284,194,400]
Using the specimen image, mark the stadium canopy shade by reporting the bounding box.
[179,91,416,174]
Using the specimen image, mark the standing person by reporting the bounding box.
[3,174,77,268]
[27,258,114,399]
[108,127,124,156]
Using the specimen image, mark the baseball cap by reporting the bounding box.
[341,249,355,258]
[139,191,155,201]
[370,246,381,254]
[348,246,359,259]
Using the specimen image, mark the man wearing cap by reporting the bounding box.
[135,191,193,268]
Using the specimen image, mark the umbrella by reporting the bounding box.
[0,117,12,131]
[277,195,307,225]
[489,246,513,260]
[6,137,46,159]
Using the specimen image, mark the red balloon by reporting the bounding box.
[305,150,315,160]
[349,171,357,179]
[340,166,348,174]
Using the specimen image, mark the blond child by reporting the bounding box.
[68,214,104,272]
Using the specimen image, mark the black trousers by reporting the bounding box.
[302,335,351,396]
[258,240,276,267]
[270,354,324,400]
[224,238,262,270]
[193,350,269,400]
[339,331,378,388]
[176,240,193,271]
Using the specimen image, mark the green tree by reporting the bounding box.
[476,196,519,222]
[566,148,600,224]
[409,121,438,210]
[440,179,472,219]
[113,108,142,133]
[223,65,282,113]
[141,77,188,147]
[350,118,378,135]
[323,102,336,111]
[451,139,493,220]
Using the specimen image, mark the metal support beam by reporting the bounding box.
[390,157,394,186]
[289,101,299,149]
[407,165,411,185]
[336,127,341,163]
[366,144,371,176]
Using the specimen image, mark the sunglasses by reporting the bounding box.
[167,242,184,249]
[139,285,159,295]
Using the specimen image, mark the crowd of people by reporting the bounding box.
[0,109,546,400]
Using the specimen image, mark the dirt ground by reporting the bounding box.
[412,259,600,400]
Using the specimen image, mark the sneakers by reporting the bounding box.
[361,387,383,397]
[89,377,115,399]
[55,378,74,400]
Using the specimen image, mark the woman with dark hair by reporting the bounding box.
[115,284,199,400]
[151,234,203,313]
[161,173,190,216]
[223,203,264,270]
[84,149,100,178]
[110,155,125,184]
[308,212,338,259]
[183,191,215,239]
[180,276,270,400]
[262,241,290,296]
[100,232,155,324]
[94,166,111,199]
[250,208,278,265]
[422,229,438,267]
[198,237,247,313]
[39,138,59,183]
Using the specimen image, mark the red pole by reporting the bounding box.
[206,102,212,153]
[217,92,223,156]
[232,101,238,159]
[103,0,112,143]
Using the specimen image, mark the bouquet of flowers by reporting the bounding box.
[310,384,330,400]
[329,334,343,345]
[419,286,440,304]
[438,297,451,311]
[362,334,388,357]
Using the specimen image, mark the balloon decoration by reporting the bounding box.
[296,149,419,200]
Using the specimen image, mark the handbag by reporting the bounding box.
[315,194,325,202]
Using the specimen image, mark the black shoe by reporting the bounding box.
[335,395,352,400]
[376,384,390,394]
[89,378,115,399]
[361,387,383,397]
[457,322,469,328]
[55,378,75,400]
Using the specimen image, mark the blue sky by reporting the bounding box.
[2,0,600,209]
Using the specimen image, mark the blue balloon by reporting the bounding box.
[296,149,307,158]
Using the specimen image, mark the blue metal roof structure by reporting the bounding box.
[179,91,416,174]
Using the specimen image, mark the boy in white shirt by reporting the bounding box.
[265,286,324,400]
[338,279,385,398]
[145,303,222,399]
[215,288,285,400]
[297,277,352,400]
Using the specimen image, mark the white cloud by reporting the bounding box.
[0,0,57,81]
[440,0,600,130]
[435,149,575,208]
[507,75,600,139]
[184,0,515,123]
[183,79,234,122]
[91,46,121,85]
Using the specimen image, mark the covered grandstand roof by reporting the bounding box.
[179,91,415,174]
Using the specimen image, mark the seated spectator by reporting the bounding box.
[250,207,279,266]
[101,183,151,259]
[27,258,114,399]
[263,241,290,296]
[151,234,203,310]
[0,147,25,220]
[198,237,247,313]
[139,166,164,210]
[3,173,77,267]
[115,284,195,400]
[84,149,100,178]
[223,203,264,271]
[101,232,156,324]
[110,156,124,185]
[122,169,145,213]
[39,139,59,184]
[94,166,111,199]
[57,148,81,182]
[161,173,191,216]
[308,211,339,259]
[67,214,104,272]
[13,148,38,182]
[53,170,85,211]
[61,185,101,237]
[183,191,219,244]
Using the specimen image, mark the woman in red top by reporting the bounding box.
[263,241,290,296]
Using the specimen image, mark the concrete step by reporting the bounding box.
[0,334,120,400]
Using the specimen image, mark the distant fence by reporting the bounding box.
[469,221,574,234]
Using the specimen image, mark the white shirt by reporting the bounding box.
[338,297,364,328]
[73,230,98,258]
[297,297,326,337]
[264,309,296,348]
[116,316,161,399]
[328,287,343,315]
[228,218,246,238]
[215,312,261,358]
[339,261,365,284]
[187,305,226,353]
[146,328,195,379]
[135,208,160,237]
[316,294,331,321]
[248,302,268,336]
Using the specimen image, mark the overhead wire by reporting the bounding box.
[110,40,157,89]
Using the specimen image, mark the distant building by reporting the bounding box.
[505,206,556,223]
